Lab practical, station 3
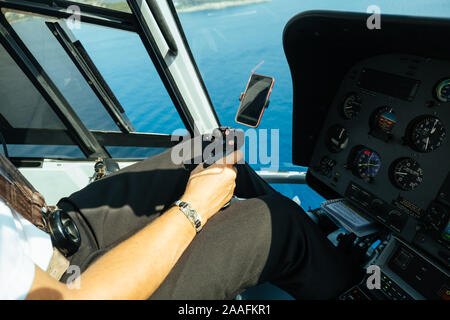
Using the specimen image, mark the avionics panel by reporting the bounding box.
[358,68,420,101]
[346,237,450,300]
[309,54,450,264]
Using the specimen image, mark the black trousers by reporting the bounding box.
[58,148,361,299]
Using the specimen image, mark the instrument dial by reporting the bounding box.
[318,156,336,177]
[390,158,424,191]
[407,116,446,153]
[352,148,382,180]
[326,125,349,153]
[342,93,362,119]
[435,79,450,103]
[424,203,449,235]
[371,107,397,133]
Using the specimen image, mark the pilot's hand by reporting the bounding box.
[180,150,243,224]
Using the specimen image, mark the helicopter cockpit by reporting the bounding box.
[0,0,448,301]
[283,11,450,300]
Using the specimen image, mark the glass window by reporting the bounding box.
[0,43,65,130]
[71,23,186,134]
[0,43,84,158]
[4,9,186,135]
[6,145,85,159]
[61,0,131,13]
[1,7,187,158]
[5,10,120,131]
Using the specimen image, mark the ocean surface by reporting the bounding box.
[77,0,450,210]
[172,0,450,208]
[13,0,450,210]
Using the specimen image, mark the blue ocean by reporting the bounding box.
[71,0,450,210]
[13,0,450,210]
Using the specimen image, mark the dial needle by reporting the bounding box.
[431,119,438,134]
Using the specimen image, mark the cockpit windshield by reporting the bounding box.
[0,2,186,159]
[173,0,450,170]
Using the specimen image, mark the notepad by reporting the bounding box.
[321,199,378,237]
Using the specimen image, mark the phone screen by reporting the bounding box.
[236,74,274,127]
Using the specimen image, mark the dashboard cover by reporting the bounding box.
[283,10,450,169]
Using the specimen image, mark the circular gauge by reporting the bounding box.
[371,107,397,133]
[318,156,336,177]
[407,116,446,153]
[326,125,349,153]
[352,148,382,180]
[424,202,449,234]
[390,158,424,191]
[435,79,450,103]
[342,93,362,119]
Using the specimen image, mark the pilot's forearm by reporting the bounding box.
[27,207,196,300]
[26,151,241,300]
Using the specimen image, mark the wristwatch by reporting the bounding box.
[173,200,203,233]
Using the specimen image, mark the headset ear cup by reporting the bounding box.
[49,209,81,257]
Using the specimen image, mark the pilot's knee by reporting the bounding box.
[257,193,310,228]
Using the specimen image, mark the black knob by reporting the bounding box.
[48,209,81,257]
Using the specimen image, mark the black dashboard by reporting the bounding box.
[310,53,450,255]
[283,11,450,300]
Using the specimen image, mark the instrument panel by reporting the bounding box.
[309,54,450,258]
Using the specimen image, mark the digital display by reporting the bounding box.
[358,68,420,101]
[388,245,448,299]
[392,248,414,270]
[236,74,273,127]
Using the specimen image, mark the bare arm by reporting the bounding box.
[26,151,242,300]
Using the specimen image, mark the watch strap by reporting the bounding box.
[173,200,202,233]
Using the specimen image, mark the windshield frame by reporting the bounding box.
[0,0,204,160]
[45,20,135,133]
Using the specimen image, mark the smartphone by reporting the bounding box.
[235,73,275,128]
